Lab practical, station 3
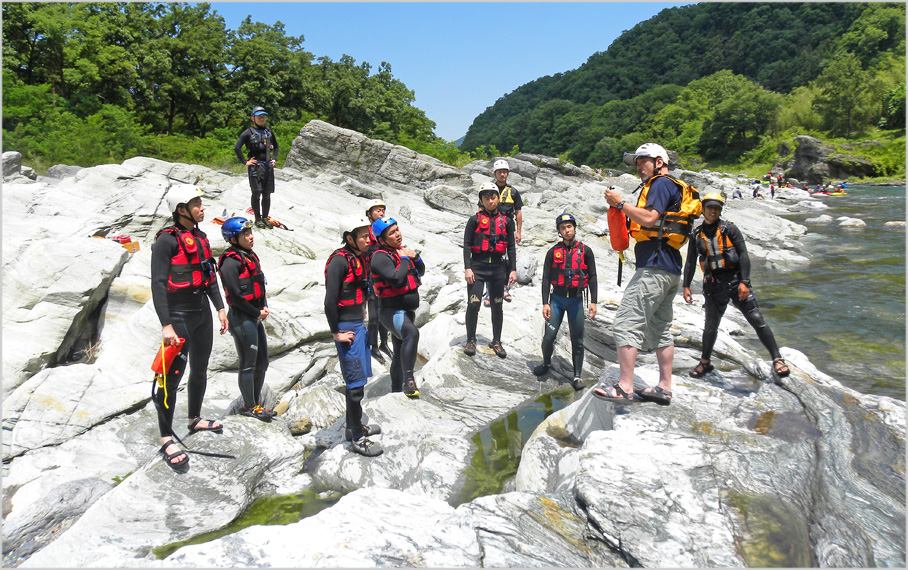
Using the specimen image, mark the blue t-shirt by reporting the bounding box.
[633,176,683,275]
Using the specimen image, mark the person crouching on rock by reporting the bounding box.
[369,217,425,399]
[463,182,517,359]
[682,193,791,380]
[151,184,229,472]
[533,213,598,392]
[217,217,275,422]
[364,198,394,365]
[324,215,383,457]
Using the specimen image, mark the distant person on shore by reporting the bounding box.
[732,188,743,200]
[682,193,790,380]
[597,143,701,405]
[325,215,383,456]
[770,183,775,199]
[151,185,228,473]
[370,216,425,398]
[364,199,393,365]
[218,217,274,422]
[463,182,517,359]
[532,213,597,391]
[234,106,278,229]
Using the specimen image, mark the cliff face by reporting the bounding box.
[778,135,884,183]
[3,122,904,568]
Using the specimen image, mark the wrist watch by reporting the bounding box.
[616,201,626,210]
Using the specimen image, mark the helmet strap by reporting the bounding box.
[175,208,197,230]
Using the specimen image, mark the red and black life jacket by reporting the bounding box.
[370,247,420,299]
[551,241,589,290]
[218,247,266,305]
[324,247,368,308]
[695,221,739,274]
[155,225,215,292]
[471,210,508,255]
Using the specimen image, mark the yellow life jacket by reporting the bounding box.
[499,185,515,204]
[629,174,702,250]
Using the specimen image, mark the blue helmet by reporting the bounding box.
[222,217,253,243]
[556,212,576,231]
[371,216,398,240]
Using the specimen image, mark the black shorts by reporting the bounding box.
[248,163,275,194]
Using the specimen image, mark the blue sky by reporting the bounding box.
[211,2,689,141]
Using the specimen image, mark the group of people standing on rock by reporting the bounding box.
[149,124,791,471]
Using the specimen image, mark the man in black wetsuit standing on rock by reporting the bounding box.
[234,106,278,229]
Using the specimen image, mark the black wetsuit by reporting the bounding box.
[370,248,425,392]
[683,220,782,362]
[151,225,225,437]
[365,236,391,354]
[463,211,517,344]
[234,127,279,220]
[218,246,268,410]
[540,241,597,377]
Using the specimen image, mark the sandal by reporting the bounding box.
[772,358,791,378]
[634,385,672,405]
[592,383,637,402]
[158,441,189,473]
[483,292,491,307]
[188,417,223,434]
[689,361,714,379]
[503,289,512,302]
[489,341,507,359]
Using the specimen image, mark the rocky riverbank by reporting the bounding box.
[2,121,904,567]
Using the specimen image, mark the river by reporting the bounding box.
[746,185,906,400]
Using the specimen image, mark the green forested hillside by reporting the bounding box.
[461,2,906,174]
[2,2,464,170]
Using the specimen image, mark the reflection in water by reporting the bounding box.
[452,390,571,506]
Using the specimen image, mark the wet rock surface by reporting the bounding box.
[3,121,904,567]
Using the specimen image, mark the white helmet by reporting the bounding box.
[623,143,669,167]
[492,159,509,172]
[166,184,203,212]
[339,214,372,239]
[365,198,386,215]
[478,181,499,199]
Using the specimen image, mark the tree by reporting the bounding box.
[813,52,869,135]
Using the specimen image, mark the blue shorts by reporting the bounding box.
[334,320,372,389]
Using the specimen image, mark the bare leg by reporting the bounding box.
[617,345,637,393]
[656,345,674,390]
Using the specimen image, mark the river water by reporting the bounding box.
[746,185,905,400]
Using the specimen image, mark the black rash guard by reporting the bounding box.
[324,247,368,334]
[150,228,225,326]
[234,127,279,163]
[683,219,751,288]
[462,211,517,271]
[540,241,598,305]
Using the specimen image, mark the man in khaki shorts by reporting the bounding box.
[596,143,700,405]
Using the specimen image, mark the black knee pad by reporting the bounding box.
[346,385,365,404]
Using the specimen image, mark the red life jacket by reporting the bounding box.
[324,247,368,308]
[155,226,215,292]
[551,241,589,290]
[218,247,266,305]
[367,227,377,247]
[370,247,420,299]
[471,210,508,255]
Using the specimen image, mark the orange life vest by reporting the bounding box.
[218,247,266,305]
[695,222,739,274]
[324,247,368,308]
[629,174,702,250]
[471,210,508,255]
[155,226,215,292]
